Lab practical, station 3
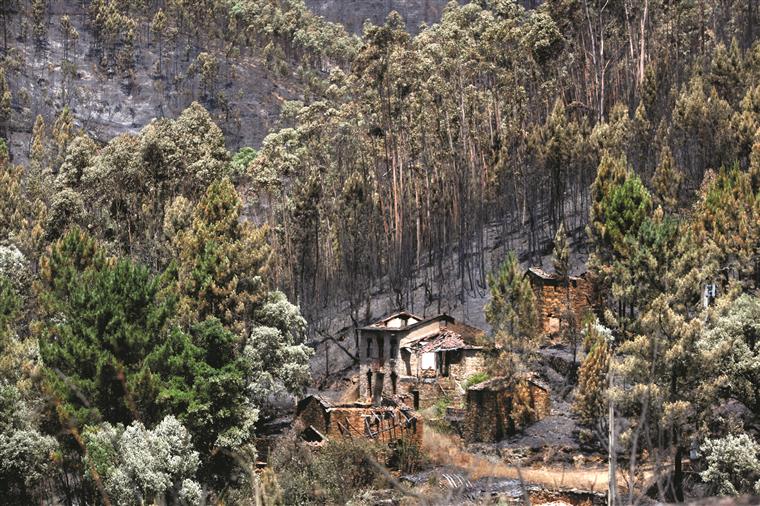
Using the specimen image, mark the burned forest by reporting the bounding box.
[0,0,760,505]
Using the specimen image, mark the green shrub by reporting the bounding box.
[433,397,451,418]
[269,434,388,505]
[463,372,490,389]
[700,433,760,496]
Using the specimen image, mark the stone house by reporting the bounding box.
[293,395,423,446]
[358,312,492,410]
[463,375,551,443]
[526,267,593,336]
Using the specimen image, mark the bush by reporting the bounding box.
[269,434,389,505]
[463,372,489,389]
[388,438,425,474]
[433,397,451,418]
[700,433,760,495]
[313,438,386,503]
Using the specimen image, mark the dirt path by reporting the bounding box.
[423,429,635,494]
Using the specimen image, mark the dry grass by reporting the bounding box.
[422,427,622,493]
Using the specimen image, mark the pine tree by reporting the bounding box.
[51,107,74,171]
[31,0,46,48]
[651,145,683,213]
[710,38,744,107]
[0,141,26,242]
[174,178,270,336]
[38,228,171,426]
[553,223,569,282]
[574,322,611,426]
[151,9,167,75]
[485,251,538,373]
[589,153,627,258]
[553,222,579,356]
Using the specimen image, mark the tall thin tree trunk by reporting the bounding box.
[608,367,617,506]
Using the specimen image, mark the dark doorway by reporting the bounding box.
[412,391,420,410]
[373,373,384,405]
[402,349,412,375]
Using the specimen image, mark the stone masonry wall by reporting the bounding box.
[534,277,593,336]
[463,381,551,443]
[326,407,423,446]
[295,397,331,435]
[358,319,443,402]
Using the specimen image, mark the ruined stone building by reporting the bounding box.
[463,375,550,443]
[358,312,492,410]
[526,267,593,336]
[293,395,423,446]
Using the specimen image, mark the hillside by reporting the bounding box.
[1,0,355,164]
[2,1,760,505]
[305,0,453,33]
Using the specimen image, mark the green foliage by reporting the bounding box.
[82,415,201,506]
[144,319,253,454]
[463,371,490,390]
[230,146,258,177]
[174,177,270,336]
[700,434,760,496]
[433,396,451,418]
[38,228,174,427]
[589,153,628,261]
[485,251,538,356]
[698,295,760,413]
[598,174,653,259]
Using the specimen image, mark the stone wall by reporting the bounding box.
[532,277,593,336]
[294,398,424,446]
[327,407,423,446]
[463,381,551,443]
[394,349,490,409]
[295,397,332,435]
[358,319,444,402]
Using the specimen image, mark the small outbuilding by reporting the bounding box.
[526,267,593,336]
[463,375,551,443]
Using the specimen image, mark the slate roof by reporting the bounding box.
[362,310,426,329]
[468,374,549,392]
[526,267,587,283]
[403,326,486,353]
